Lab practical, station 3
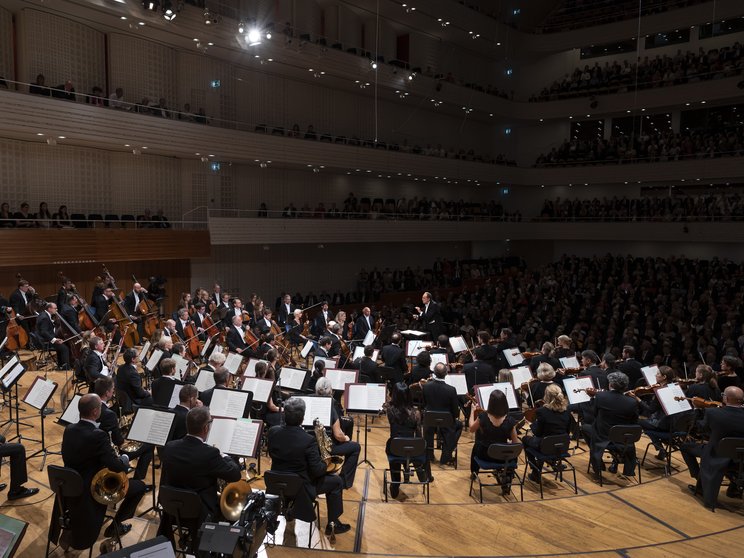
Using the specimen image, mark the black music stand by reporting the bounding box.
[24,376,60,469]
[1,360,36,442]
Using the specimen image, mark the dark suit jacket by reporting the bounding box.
[99,403,125,446]
[226,325,248,353]
[35,310,57,343]
[59,303,82,333]
[590,390,640,443]
[171,405,189,440]
[423,379,459,420]
[116,362,150,403]
[84,350,106,385]
[419,301,443,337]
[473,344,500,370]
[586,365,610,390]
[408,365,431,385]
[462,361,495,393]
[277,303,294,327]
[354,315,374,339]
[93,294,110,322]
[699,406,744,506]
[151,377,181,407]
[123,291,142,316]
[312,311,331,337]
[160,435,241,520]
[9,289,29,316]
[381,344,407,373]
[618,359,644,387]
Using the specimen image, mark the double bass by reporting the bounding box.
[102,264,139,348]
[4,308,28,350]
[132,275,160,337]
[58,271,98,332]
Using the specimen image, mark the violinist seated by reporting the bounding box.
[462,355,495,397]
[307,360,326,393]
[315,378,361,489]
[473,330,500,371]
[522,384,574,483]
[582,350,608,390]
[35,302,71,369]
[152,336,174,379]
[250,361,283,427]
[256,308,274,335]
[685,365,722,431]
[222,297,245,329]
[350,345,378,383]
[174,308,191,341]
[618,345,644,388]
[381,332,408,383]
[407,351,432,386]
[528,342,561,375]
[116,348,154,407]
[580,372,640,479]
[430,334,456,364]
[681,386,744,508]
[423,363,463,467]
[717,355,742,391]
[632,366,677,460]
[526,363,559,404]
[314,336,333,359]
[84,336,111,391]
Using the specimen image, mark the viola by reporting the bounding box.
[674,395,723,409]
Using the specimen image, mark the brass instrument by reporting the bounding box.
[90,432,130,505]
[314,418,344,474]
[117,409,144,454]
[219,463,261,521]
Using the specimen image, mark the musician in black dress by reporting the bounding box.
[686,365,722,402]
[634,365,677,460]
[522,384,573,483]
[251,361,282,427]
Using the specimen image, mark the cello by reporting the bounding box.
[58,271,98,332]
[131,275,160,337]
[183,319,202,359]
[4,308,29,350]
[102,264,140,348]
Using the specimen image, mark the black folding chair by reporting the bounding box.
[469,443,524,502]
[264,470,319,548]
[641,411,695,476]
[383,437,430,503]
[590,425,643,486]
[524,434,576,499]
[47,465,90,557]
[422,410,458,468]
[158,485,203,556]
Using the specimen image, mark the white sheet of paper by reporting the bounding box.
[241,377,274,403]
[444,373,468,395]
[363,330,376,346]
[245,359,268,378]
[292,396,333,426]
[325,369,359,391]
[564,376,595,405]
[167,384,184,409]
[23,377,57,410]
[127,408,176,446]
[449,336,468,354]
[429,353,449,371]
[476,382,518,409]
[171,355,189,380]
[503,348,524,367]
[0,355,19,379]
[145,349,163,372]
[345,383,386,412]
[60,394,82,424]
[352,346,379,361]
[314,357,337,370]
[278,367,307,391]
[200,335,213,357]
[207,417,262,457]
[1,363,25,389]
[657,383,693,416]
[406,340,429,357]
[300,340,314,358]
[559,356,580,369]
[641,365,660,386]
[195,369,216,392]
[510,366,534,389]
[138,341,151,362]
[401,329,426,337]
[209,389,251,419]
[211,344,225,360]
[224,352,244,375]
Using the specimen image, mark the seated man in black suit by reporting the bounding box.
[115,348,153,407]
[59,394,146,549]
[350,345,378,382]
[681,386,744,508]
[407,351,432,385]
[151,358,180,407]
[381,332,407,383]
[35,302,70,369]
[267,397,351,536]
[423,363,463,467]
[0,435,39,500]
[171,384,202,441]
[159,407,241,542]
[198,366,229,407]
[84,336,110,391]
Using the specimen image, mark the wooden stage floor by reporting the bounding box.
[1,366,742,557]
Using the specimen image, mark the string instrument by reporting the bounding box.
[625,384,662,397]
[101,264,124,300]
[464,393,481,411]
[200,313,220,338]
[243,327,260,349]
[59,271,98,331]
[301,320,311,338]
[53,310,84,361]
[270,320,282,337]
[347,321,354,341]
[520,378,540,392]
[4,308,28,350]
[522,351,541,359]
[555,366,584,376]
[374,318,384,336]
[100,264,140,347]
[339,337,351,358]
[183,320,202,359]
[132,275,160,337]
[674,396,723,409]
[524,399,545,423]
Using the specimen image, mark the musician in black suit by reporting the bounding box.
[315,337,332,359]
[56,277,74,309]
[93,287,114,323]
[581,372,640,477]
[116,348,153,407]
[528,342,561,374]
[354,307,374,340]
[9,279,33,334]
[171,384,202,440]
[267,397,351,536]
[35,302,70,368]
[59,294,82,334]
[0,435,38,500]
[312,301,332,337]
[57,394,146,549]
[381,332,407,381]
[351,345,378,382]
[151,358,180,407]
[423,364,463,466]
[462,357,495,394]
[618,345,644,388]
[226,315,255,358]
[198,367,228,407]
[277,294,294,328]
[682,386,744,508]
[582,350,608,390]
[473,331,500,371]
[414,292,443,339]
[407,351,432,385]
[84,336,110,390]
[159,407,241,542]
[123,283,148,337]
[256,308,275,334]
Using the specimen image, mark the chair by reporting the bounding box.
[383,437,430,503]
[641,411,695,476]
[88,213,104,228]
[469,443,524,503]
[158,486,203,556]
[29,332,55,369]
[104,214,120,228]
[422,411,458,468]
[70,213,88,228]
[114,388,134,417]
[264,471,319,548]
[523,434,576,499]
[717,437,744,499]
[46,465,90,557]
[120,214,135,228]
[589,425,643,486]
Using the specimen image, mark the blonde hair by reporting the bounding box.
[543,384,567,412]
[536,362,556,381]
[498,369,513,384]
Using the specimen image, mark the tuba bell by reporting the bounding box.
[219,463,261,521]
[314,418,344,474]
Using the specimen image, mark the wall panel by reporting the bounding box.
[108,34,176,109]
[0,6,13,82]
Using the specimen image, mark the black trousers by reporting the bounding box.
[0,435,28,491]
[424,421,463,464]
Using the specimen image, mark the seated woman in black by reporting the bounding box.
[529,362,558,403]
[251,361,283,427]
[634,365,676,460]
[522,384,573,482]
[468,389,519,494]
[685,364,722,402]
[384,382,430,498]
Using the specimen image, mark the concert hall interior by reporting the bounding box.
[1,0,744,556]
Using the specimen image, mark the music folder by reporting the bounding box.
[138,341,151,363]
[656,383,693,415]
[559,356,580,369]
[153,379,185,409]
[209,387,253,419]
[206,417,263,458]
[58,394,82,425]
[291,395,333,426]
[344,383,386,413]
[240,377,274,403]
[145,348,163,372]
[0,356,25,391]
[564,376,595,405]
[300,340,314,358]
[352,346,379,362]
[171,354,189,381]
[406,340,430,357]
[429,353,449,371]
[127,407,176,447]
[223,352,244,375]
[449,336,468,354]
[313,356,338,371]
[278,367,309,391]
[641,365,660,387]
[245,358,268,378]
[503,348,524,367]
[444,373,468,395]
[324,368,359,391]
[509,366,534,389]
[23,376,58,411]
[195,368,216,392]
[363,330,376,346]
[474,382,518,410]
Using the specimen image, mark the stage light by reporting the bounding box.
[247,28,262,45]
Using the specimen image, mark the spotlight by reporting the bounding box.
[265,32,272,39]
[370,60,377,69]
[238,21,245,34]
[163,5,176,21]
[247,28,262,45]
[408,72,415,81]
[143,1,158,11]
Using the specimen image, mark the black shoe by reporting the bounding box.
[726,485,743,499]
[687,484,701,496]
[608,462,618,474]
[528,471,541,483]
[0,483,6,492]
[325,522,351,535]
[501,484,511,496]
[655,450,667,461]
[389,486,400,499]
[7,487,39,500]
[104,522,132,538]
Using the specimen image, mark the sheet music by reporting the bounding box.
[564,376,595,405]
[224,352,244,375]
[406,340,429,357]
[127,408,176,446]
[241,377,274,403]
[503,348,524,367]
[401,329,426,337]
[200,335,213,357]
[0,355,19,379]
[59,394,82,424]
[476,382,518,410]
[171,355,189,381]
[559,356,580,369]
[207,417,262,457]
[363,330,376,346]
[509,366,534,389]
[1,363,24,390]
[210,344,225,360]
[300,340,314,358]
[292,396,333,426]
[145,349,163,372]
[641,365,660,386]
[314,357,337,370]
[352,346,379,362]
[429,353,449,371]
[23,377,57,410]
[444,373,468,395]
[657,383,693,416]
[345,383,386,412]
[245,359,268,378]
[195,369,216,392]
[209,389,250,419]
[278,367,307,391]
[167,384,184,409]
[138,341,151,362]
[449,336,468,354]
[325,369,359,391]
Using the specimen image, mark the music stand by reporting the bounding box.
[0,357,34,442]
[345,383,387,469]
[24,376,59,469]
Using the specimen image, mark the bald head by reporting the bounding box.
[79,393,102,420]
[724,386,744,406]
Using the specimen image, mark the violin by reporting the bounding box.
[522,351,541,359]
[625,384,662,397]
[524,399,545,423]
[674,396,723,409]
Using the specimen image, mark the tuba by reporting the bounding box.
[91,433,129,505]
[313,418,344,474]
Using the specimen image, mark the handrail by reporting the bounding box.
[0,216,208,230]
[535,147,744,168]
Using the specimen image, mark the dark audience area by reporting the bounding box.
[0,202,170,229]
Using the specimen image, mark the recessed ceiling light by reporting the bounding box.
[36,133,44,136]
[138,22,145,26]
[124,144,130,147]
[141,146,148,149]
[58,136,66,139]
[120,16,127,20]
